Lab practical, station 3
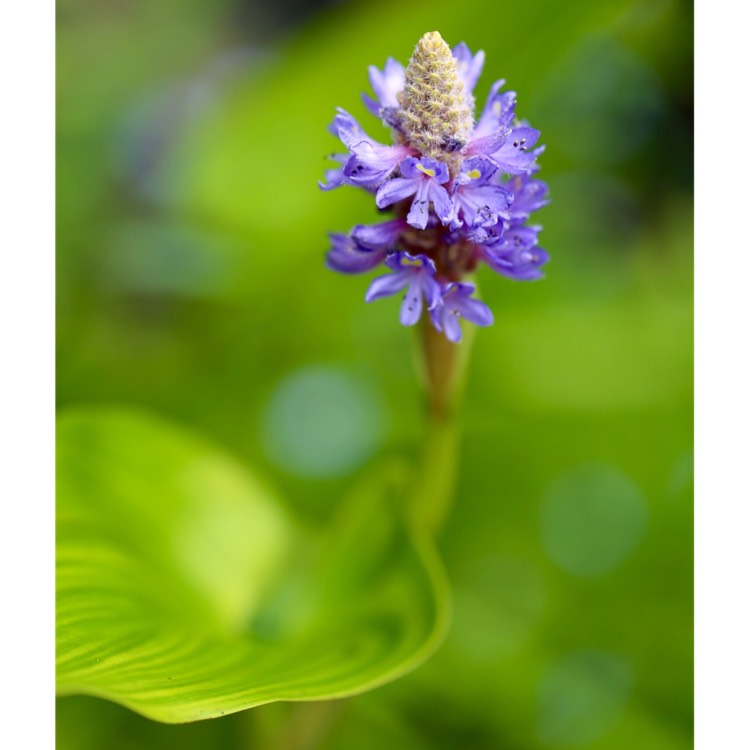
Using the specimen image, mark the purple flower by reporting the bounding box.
[470,80,516,143]
[351,218,408,249]
[332,109,413,188]
[365,252,442,325]
[376,157,453,229]
[485,246,549,281]
[482,226,549,280]
[466,87,544,176]
[490,126,544,175]
[451,156,514,229]
[430,283,494,343]
[504,172,551,222]
[465,222,506,247]
[318,153,348,191]
[362,58,405,117]
[452,43,485,95]
[326,233,388,274]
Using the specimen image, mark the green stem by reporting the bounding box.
[411,412,459,534]
[410,317,475,534]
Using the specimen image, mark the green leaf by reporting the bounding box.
[56,409,449,723]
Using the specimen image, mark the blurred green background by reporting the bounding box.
[56,0,693,746]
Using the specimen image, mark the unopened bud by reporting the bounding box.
[397,31,473,158]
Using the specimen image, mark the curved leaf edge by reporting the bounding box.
[56,406,451,723]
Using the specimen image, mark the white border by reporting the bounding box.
[0,1,55,746]
[1,0,738,747]
[694,0,749,747]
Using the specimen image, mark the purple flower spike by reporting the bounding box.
[321,31,550,342]
[326,233,388,274]
[365,252,442,326]
[375,157,453,229]
[430,283,494,343]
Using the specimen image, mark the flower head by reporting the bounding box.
[321,31,550,342]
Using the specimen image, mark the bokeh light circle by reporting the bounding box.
[537,651,633,747]
[539,463,648,577]
[261,366,385,478]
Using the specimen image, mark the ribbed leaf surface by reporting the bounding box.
[56,409,448,723]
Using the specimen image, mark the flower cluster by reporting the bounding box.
[321,31,549,343]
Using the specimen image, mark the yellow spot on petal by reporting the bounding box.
[467,169,481,179]
[402,257,423,267]
[416,163,437,178]
[493,101,502,115]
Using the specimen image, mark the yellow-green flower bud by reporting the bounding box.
[397,31,473,159]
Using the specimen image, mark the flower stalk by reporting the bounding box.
[321,31,550,529]
[410,315,475,532]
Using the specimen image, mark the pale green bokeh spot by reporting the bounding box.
[537,651,633,747]
[262,366,385,478]
[667,451,694,502]
[540,464,648,577]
